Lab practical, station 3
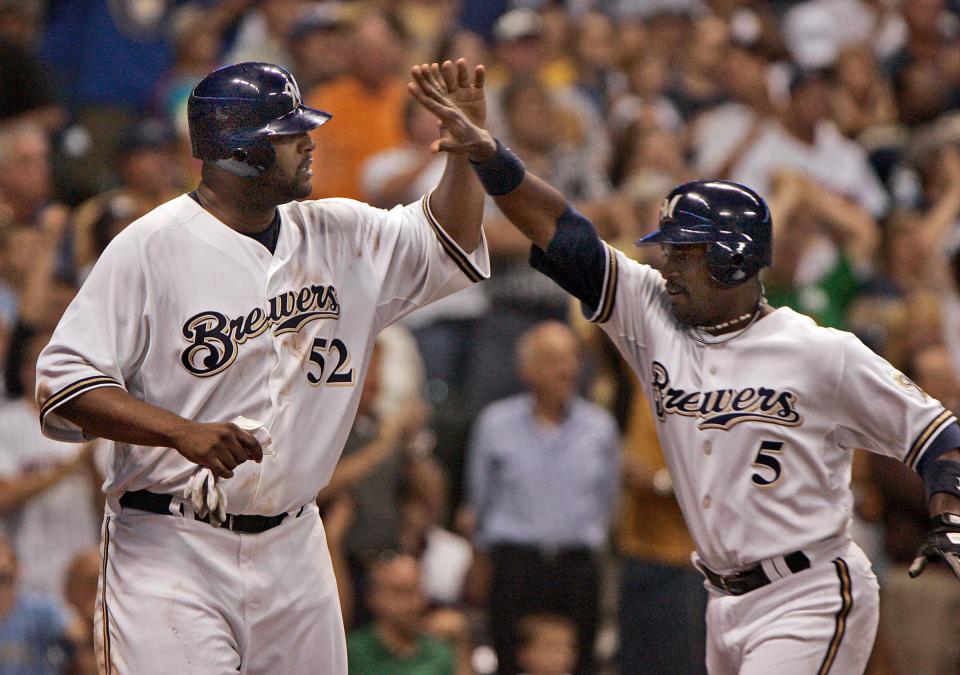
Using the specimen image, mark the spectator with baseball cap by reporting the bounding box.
[287,2,352,91]
[71,118,180,274]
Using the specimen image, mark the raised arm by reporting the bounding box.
[407,59,487,253]
[408,62,570,252]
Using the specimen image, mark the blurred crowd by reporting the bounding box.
[3,0,960,673]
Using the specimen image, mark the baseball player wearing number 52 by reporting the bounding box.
[34,60,490,674]
[408,82,960,674]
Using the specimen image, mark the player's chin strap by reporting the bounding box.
[911,459,960,579]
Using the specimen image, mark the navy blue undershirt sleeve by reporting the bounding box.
[916,420,960,476]
[529,205,607,313]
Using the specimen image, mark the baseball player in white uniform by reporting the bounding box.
[34,60,490,674]
[413,83,960,673]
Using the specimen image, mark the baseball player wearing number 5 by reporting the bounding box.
[33,60,489,674]
[409,83,960,673]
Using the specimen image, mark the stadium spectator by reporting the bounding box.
[347,553,470,674]
[0,533,85,674]
[62,547,100,675]
[617,385,707,675]
[287,2,353,91]
[317,340,440,629]
[0,122,53,226]
[463,321,620,674]
[223,0,302,69]
[514,613,578,675]
[72,118,180,275]
[730,69,891,218]
[0,330,101,603]
[867,342,960,675]
[307,7,411,200]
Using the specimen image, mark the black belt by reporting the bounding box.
[698,551,810,596]
[120,490,299,534]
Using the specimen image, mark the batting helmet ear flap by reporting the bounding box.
[214,138,277,177]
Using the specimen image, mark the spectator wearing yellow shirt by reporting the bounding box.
[618,383,707,675]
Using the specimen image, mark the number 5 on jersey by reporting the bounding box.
[751,440,784,487]
[306,338,355,386]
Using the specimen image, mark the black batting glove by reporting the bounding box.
[909,513,960,579]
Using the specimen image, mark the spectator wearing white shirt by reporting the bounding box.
[730,70,890,218]
[0,332,101,603]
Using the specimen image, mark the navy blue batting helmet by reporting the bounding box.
[635,180,772,286]
[188,62,331,177]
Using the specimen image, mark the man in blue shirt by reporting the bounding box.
[464,321,621,674]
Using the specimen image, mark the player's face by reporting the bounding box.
[259,132,315,203]
[661,244,736,325]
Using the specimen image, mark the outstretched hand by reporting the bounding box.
[408,59,496,161]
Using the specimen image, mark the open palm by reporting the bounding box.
[408,59,494,160]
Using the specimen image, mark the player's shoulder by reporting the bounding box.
[109,194,201,247]
[771,306,868,352]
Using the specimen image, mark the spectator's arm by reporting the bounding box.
[799,177,879,268]
[915,146,960,254]
[317,401,429,499]
[18,205,71,328]
[0,443,93,513]
[714,114,767,179]
[322,495,355,628]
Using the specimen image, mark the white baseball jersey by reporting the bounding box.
[36,193,489,515]
[586,249,955,573]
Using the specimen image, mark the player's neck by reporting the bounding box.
[194,183,277,234]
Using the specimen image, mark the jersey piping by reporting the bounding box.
[38,375,124,426]
[817,557,853,675]
[905,408,957,470]
[586,242,618,323]
[420,193,485,283]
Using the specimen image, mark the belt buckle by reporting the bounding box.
[223,514,235,530]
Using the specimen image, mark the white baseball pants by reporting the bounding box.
[94,500,347,674]
[705,540,879,675]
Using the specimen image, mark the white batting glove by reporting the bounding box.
[184,467,228,528]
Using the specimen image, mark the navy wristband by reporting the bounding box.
[469,138,526,196]
[921,459,960,500]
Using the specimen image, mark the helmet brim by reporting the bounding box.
[236,105,333,140]
[634,225,736,248]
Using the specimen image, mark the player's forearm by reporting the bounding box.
[429,154,485,253]
[55,386,193,449]
[468,141,567,251]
